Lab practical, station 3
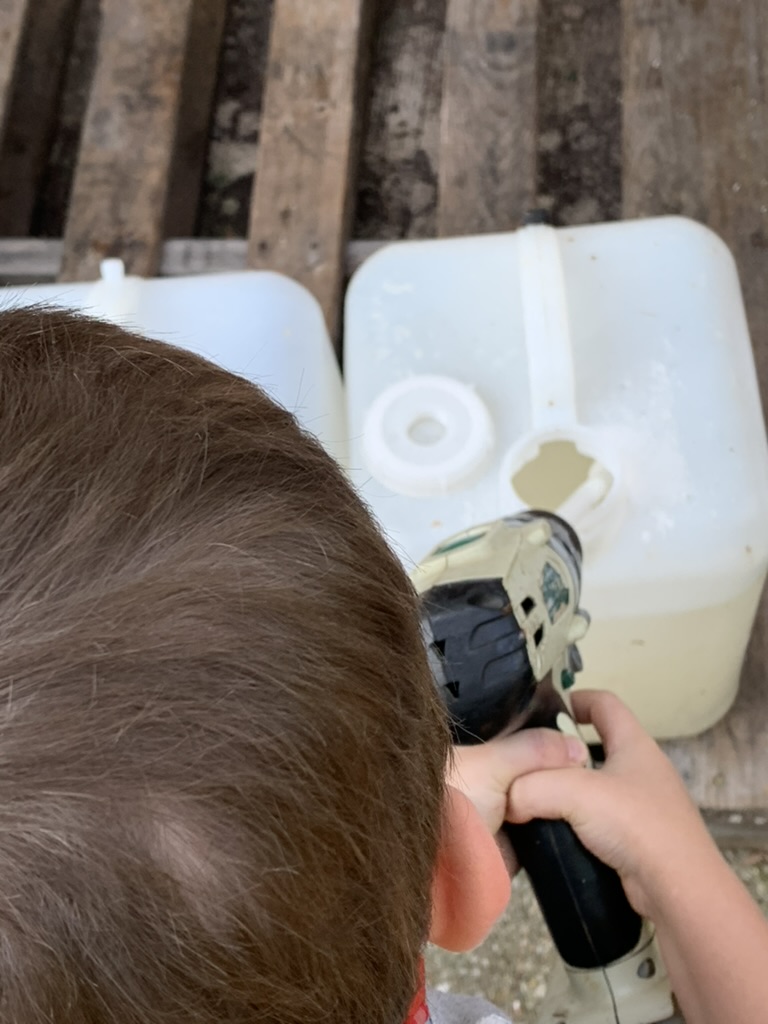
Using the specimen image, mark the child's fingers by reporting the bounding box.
[506,764,597,827]
[484,726,589,779]
[448,728,589,837]
[449,727,587,795]
[569,689,646,756]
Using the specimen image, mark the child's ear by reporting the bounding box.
[429,785,511,952]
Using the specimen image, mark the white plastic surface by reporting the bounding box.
[0,262,346,464]
[344,217,768,738]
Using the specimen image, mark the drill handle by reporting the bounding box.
[505,682,643,969]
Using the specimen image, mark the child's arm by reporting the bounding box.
[506,690,768,1024]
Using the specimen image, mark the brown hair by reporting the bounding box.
[0,307,449,1023]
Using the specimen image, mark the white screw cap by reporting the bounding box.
[362,375,495,497]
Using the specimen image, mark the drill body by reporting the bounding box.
[413,512,681,1024]
[415,511,589,746]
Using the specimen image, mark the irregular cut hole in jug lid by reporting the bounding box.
[408,415,447,445]
[511,440,611,515]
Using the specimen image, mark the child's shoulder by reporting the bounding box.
[427,988,514,1024]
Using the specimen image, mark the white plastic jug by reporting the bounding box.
[0,261,347,464]
[345,217,768,739]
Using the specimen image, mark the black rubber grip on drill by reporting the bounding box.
[506,679,643,969]
[514,675,647,962]
[504,817,642,968]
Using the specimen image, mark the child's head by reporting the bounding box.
[0,307,454,1023]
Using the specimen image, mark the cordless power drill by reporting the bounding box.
[414,512,682,1024]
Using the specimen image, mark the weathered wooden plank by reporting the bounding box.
[59,0,202,281]
[0,239,63,283]
[356,0,446,241]
[703,809,768,853]
[438,0,539,236]
[247,0,376,339]
[623,0,768,809]
[162,0,228,237]
[0,0,81,235]
[0,238,388,285]
[0,0,29,142]
[0,239,252,284]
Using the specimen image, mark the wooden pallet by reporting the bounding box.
[0,0,370,339]
[0,0,766,823]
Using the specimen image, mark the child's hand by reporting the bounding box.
[448,728,588,840]
[506,689,720,918]
[507,691,768,1024]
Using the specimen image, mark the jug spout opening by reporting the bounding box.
[502,431,624,550]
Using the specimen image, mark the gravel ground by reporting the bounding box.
[425,849,768,1022]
